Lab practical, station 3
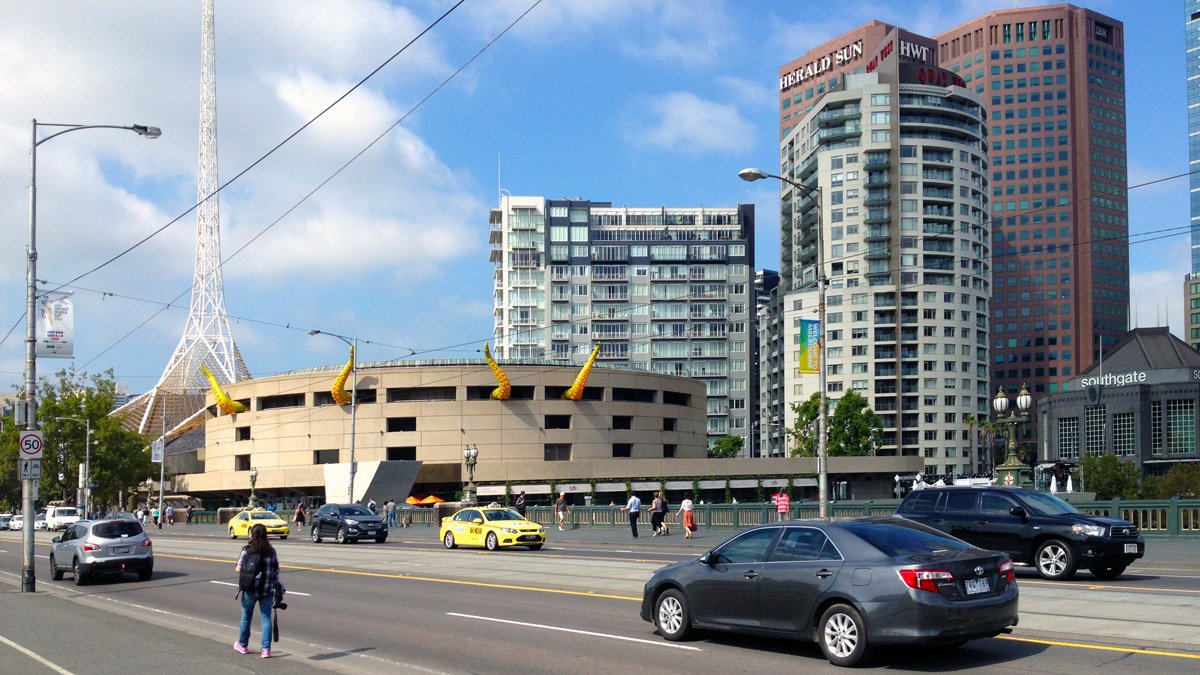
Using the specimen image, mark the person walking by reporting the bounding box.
[385,499,397,527]
[650,491,665,536]
[657,491,670,535]
[775,491,791,522]
[151,505,160,528]
[555,492,569,530]
[185,504,195,525]
[165,504,175,526]
[514,491,527,518]
[293,502,306,531]
[366,497,377,515]
[234,524,284,658]
[678,493,696,540]
[621,492,642,539]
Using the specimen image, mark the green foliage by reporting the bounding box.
[788,391,881,457]
[708,435,744,459]
[1080,454,1143,500]
[1142,463,1200,499]
[0,368,154,511]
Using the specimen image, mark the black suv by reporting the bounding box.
[896,486,1144,580]
[310,503,387,544]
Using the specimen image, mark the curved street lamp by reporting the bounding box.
[21,119,160,593]
[309,330,358,502]
[740,167,829,518]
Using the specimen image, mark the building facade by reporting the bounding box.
[1036,328,1200,477]
[766,25,992,477]
[935,5,1130,445]
[490,196,756,449]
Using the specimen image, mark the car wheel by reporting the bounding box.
[228,528,237,539]
[336,526,348,544]
[528,544,543,551]
[654,588,692,641]
[72,559,88,586]
[1035,539,1077,580]
[443,531,457,549]
[49,554,63,581]
[280,535,288,540]
[376,535,387,544]
[485,532,499,551]
[1088,564,1127,580]
[311,525,323,543]
[138,567,153,581]
[819,603,870,667]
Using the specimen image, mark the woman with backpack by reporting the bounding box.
[234,524,285,658]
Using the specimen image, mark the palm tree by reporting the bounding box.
[979,420,1000,476]
[964,415,979,474]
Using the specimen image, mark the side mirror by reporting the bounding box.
[473,518,484,525]
[1009,506,1028,522]
[51,536,61,544]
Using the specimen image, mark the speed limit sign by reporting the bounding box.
[19,430,44,459]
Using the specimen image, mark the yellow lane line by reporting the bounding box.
[999,635,1200,660]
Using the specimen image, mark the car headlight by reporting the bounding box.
[344,519,359,525]
[502,527,519,534]
[1072,524,1106,537]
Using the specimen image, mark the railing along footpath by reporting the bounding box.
[192,498,1200,538]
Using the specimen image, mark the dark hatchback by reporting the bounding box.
[641,517,1017,667]
[896,486,1144,580]
[310,503,387,544]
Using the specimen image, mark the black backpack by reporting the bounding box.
[238,550,264,593]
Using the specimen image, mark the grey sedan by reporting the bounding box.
[640,517,1018,667]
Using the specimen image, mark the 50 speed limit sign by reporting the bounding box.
[19,430,45,460]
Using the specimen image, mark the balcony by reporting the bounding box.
[817,105,862,126]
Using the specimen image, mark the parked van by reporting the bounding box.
[45,505,80,531]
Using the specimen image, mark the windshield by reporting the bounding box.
[341,506,372,516]
[1018,490,1080,515]
[251,512,280,520]
[483,509,524,522]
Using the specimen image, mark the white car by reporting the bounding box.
[45,506,80,531]
[34,514,48,531]
[9,515,24,531]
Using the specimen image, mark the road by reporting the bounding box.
[1,524,1198,674]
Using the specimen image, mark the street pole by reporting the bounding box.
[309,330,358,501]
[22,118,159,592]
[739,167,829,518]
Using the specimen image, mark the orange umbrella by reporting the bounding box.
[417,495,445,505]
[405,496,421,505]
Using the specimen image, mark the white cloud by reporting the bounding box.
[624,92,756,154]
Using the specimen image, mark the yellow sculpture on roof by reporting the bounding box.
[484,343,511,400]
[200,364,246,414]
[331,345,355,405]
[563,345,600,401]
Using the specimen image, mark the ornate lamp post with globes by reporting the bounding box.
[462,445,479,503]
[992,384,1035,488]
[248,467,259,508]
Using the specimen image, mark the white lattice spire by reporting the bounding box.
[115,0,250,439]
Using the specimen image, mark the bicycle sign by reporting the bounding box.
[19,430,44,460]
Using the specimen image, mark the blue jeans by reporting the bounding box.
[238,591,272,650]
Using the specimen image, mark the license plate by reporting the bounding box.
[1124,543,1138,554]
[112,546,130,554]
[366,530,377,535]
[965,578,990,595]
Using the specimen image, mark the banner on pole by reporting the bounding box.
[36,291,74,358]
[797,319,821,374]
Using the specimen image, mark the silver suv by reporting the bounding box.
[50,518,153,585]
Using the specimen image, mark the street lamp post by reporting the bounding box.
[992,384,1034,488]
[308,330,358,501]
[248,467,258,508]
[55,416,92,517]
[740,167,829,518]
[462,445,479,503]
[21,118,160,593]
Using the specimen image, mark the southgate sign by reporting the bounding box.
[780,40,863,92]
[1080,371,1147,388]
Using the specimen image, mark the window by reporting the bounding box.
[386,417,417,432]
[712,528,778,564]
[545,415,571,430]
[235,454,251,471]
[235,426,250,441]
[259,393,304,410]
[664,444,677,458]
[663,418,677,431]
[544,444,572,461]
[1166,400,1196,455]
[313,450,339,465]
[1112,413,1134,457]
[613,416,632,430]
[612,443,632,458]
[387,447,416,461]
[1085,405,1106,456]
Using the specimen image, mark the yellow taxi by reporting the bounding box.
[228,509,290,539]
[440,506,545,551]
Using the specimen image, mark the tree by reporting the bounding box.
[788,391,882,457]
[1080,454,1142,500]
[1142,463,1200,499]
[708,435,744,459]
[964,415,979,472]
[0,368,154,512]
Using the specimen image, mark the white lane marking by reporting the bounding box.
[0,632,74,674]
[207,580,310,596]
[447,612,701,651]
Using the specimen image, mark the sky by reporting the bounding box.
[0,0,1189,397]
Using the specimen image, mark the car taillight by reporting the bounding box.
[82,542,100,552]
[899,568,954,593]
[1000,559,1015,583]
[140,538,152,547]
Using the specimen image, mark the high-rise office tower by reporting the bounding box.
[490,196,756,448]
[767,25,991,475]
[1186,1,1200,349]
[935,6,1129,449]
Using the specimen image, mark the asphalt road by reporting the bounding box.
[1,524,1198,674]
